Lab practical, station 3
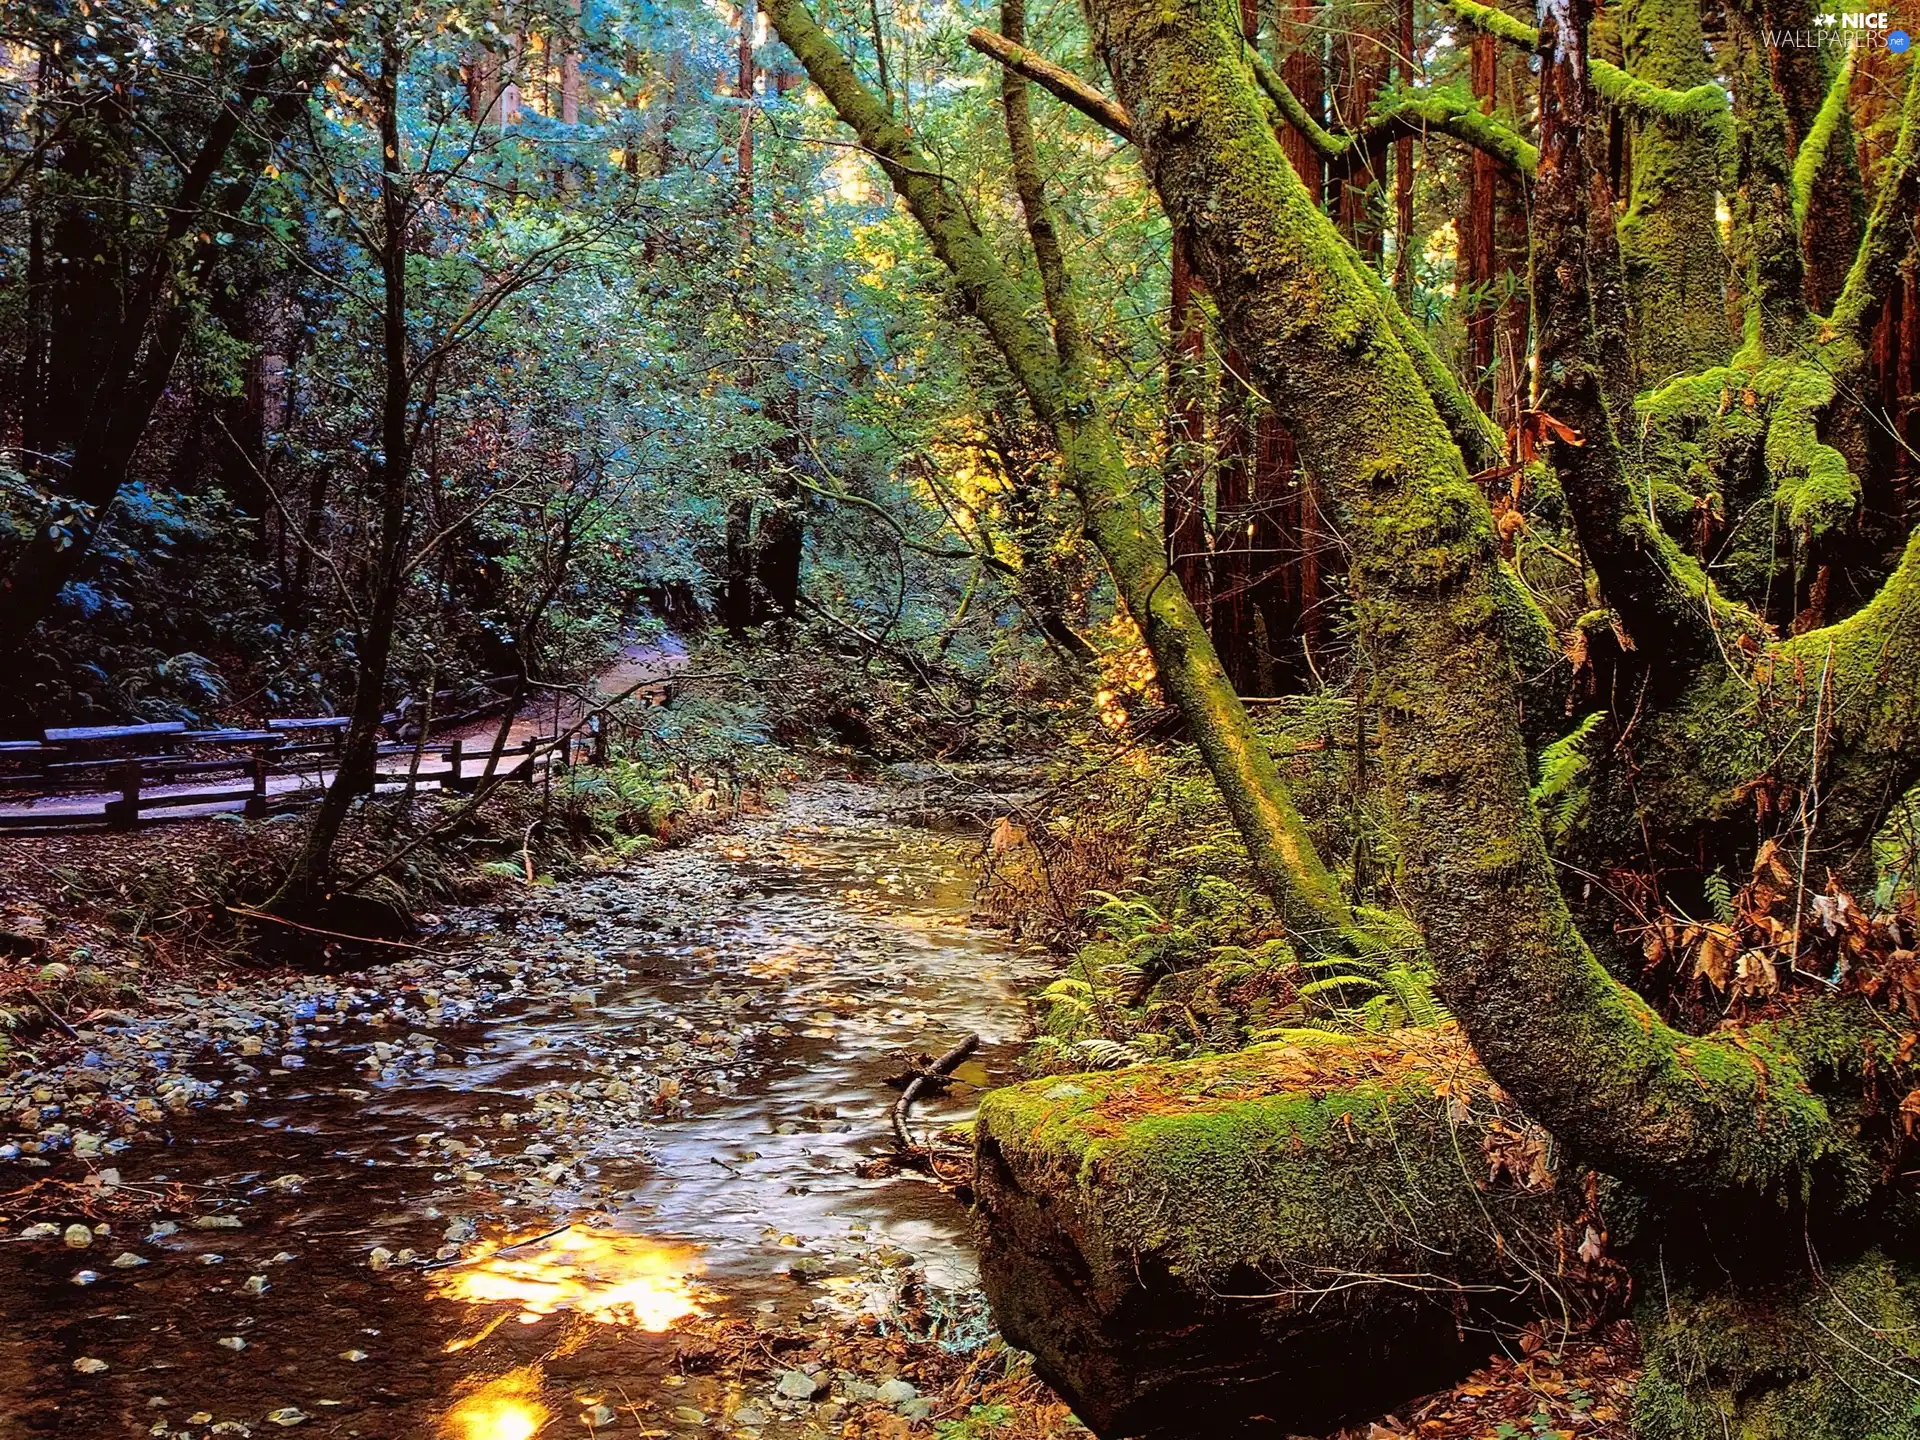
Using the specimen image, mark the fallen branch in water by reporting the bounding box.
[890,1033,980,1152]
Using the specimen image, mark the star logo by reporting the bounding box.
[1816,11,1837,23]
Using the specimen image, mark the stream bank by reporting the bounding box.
[0,784,1065,1439]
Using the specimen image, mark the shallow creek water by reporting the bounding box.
[0,784,1047,1438]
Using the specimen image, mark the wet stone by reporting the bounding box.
[775,1370,822,1401]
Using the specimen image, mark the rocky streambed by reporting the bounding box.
[0,784,1054,1439]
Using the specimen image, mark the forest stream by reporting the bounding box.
[0,784,1047,1439]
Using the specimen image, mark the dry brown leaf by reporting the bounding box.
[1693,927,1736,989]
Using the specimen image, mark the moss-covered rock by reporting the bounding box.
[1636,1247,1920,1438]
[972,1028,1573,1437]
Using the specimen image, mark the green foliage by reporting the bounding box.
[1533,712,1606,849]
[0,0,1084,731]
[935,1406,1017,1439]
[1704,869,1737,923]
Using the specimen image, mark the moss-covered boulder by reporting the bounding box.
[1635,1247,1920,1439]
[972,1027,1576,1438]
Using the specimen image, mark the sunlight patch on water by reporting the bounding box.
[443,1367,551,1440]
[434,1228,708,1332]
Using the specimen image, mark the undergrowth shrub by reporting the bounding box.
[983,699,1443,1074]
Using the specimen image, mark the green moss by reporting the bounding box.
[1826,61,1920,343]
[1794,52,1858,234]
[1592,59,1732,130]
[977,1032,1560,1288]
[1491,560,1571,735]
[1439,0,1542,49]
[1615,0,1734,386]
[1728,7,1811,355]
[1633,353,1862,608]
[1369,83,1539,175]
[1636,1249,1920,1439]
[1766,362,1858,541]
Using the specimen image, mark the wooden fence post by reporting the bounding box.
[106,757,141,828]
[246,756,269,818]
[446,737,463,792]
[591,711,608,766]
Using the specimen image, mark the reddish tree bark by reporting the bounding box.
[1166,231,1211,619]
[1279,0,1325,203]
[560,0,583,124]
[1214,346,1255,688]
[1330,0,1393,258]
[738,0,757,219]
[1393,0,1415,298]
[1461,33,1499,411]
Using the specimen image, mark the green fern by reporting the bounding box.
[1704,870,1736,923]
[1380,963,1449,1027]
[1532,711,1605,847]
[1072,1037,1145,1070]
[1298,974,1384,1001]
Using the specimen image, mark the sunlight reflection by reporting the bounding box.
[435,1228,708,1332]
[444,1367,551,1440]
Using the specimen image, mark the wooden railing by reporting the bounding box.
[0,664,675,832]
[0,722,565,831]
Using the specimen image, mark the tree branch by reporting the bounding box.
[1827,60,1920,346]
[1368,88,1538,175]
[1437,0,1732,132]
[965,28,1135,144]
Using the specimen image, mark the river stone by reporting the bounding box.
[774,1369,821,1400]
[972,1029,1569,1439]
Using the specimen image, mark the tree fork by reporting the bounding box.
[1082,0,1857,1202]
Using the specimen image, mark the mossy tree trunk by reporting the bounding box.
[1530,0,1727,677]
[1634,1244,1920,1439]
[762,0,1364,950]
[1615,0,1733,387]
[1728,0,1813,355]
[1081,0,1864,1203]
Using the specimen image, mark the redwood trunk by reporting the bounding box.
[1166,232,1211,619]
